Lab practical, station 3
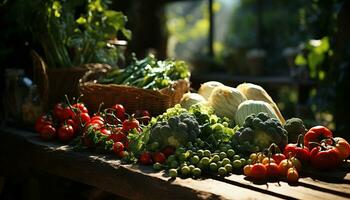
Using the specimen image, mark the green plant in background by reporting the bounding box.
[12,0,131,68]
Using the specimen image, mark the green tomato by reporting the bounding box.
[211,155,220,163]
[186,150,194,158]
[192,168,202,177]
[240,158,247,166]
[222,158,231,166]
[189,165,195,171]
[169,169,178,178]
[246,158,252,165]
[178,153,187,162]
[233,154,241,161]
[224,164,233,173]
[181,166,191,176]
[227,149,235,158]
[176,147,186,156]
[219,152,227,160]
[220,146,228,153]
[190,155,200,165]
[197,150,204,158]
[153,162,162,171]
[209,162,218,172]
[167,155,176,162]
[170,161,179,169]
[232,160,242,169]
[200,157,210,166]
[150,142,159,151]
[204,150,211,157]
[217,161,223,167]
[218,167,227,176]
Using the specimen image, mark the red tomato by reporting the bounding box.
[113,142,124,155]
[111,104,126,121]
[99,128,111,135]
[333,137,350,160]
[108,132,127,142]
[250,163,267,180]
[135,110,151,124]
[72,103,88,113]
[304,126,333,149]
[139,151,153,165]
[287,167,299,183]
[122,117,140,132]
[39,124,57,140]
[261,157,275,165]
[35,115,53,133]
[265,163,280,179]
[58,124,75,143]
[118,151,129,158]
[272,153,286,165]
[91,115,104,122]
[54,103,74,122]
[310,145,341,170]
[65,119,77,132]
[162,146,176,157]
[284,143,310,163]
[153,152,166,164]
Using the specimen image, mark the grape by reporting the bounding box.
[169,169,178,178]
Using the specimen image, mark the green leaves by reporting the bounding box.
[294,36,330,80]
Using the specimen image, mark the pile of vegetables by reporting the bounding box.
[99,54,190,90]
[33,80,350,184]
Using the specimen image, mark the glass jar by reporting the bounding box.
[3,69,31,124]
[22,85,43,125]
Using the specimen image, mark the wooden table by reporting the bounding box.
[1,127,350,200]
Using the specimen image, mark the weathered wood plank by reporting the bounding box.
[0,127,282,200]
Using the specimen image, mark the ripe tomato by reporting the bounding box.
[272,153,286,165]
[284,143,310,163]
[304,126,333,149]
[91,115,104,123]
[135,110,151,124]
[243,164,253,177]
[265,163,280,179]
[118,151,129,158]
[333,137,350,160]
[39,124,57,140]
[122,117,140,132]
[72,103,88,113]
[139,151,153,165]
[58,124,75,143]
[111,104,126,121]
[65,119,78,132]
[35,115,53,133]
[108,132,127,143]
[113,142,124,155]
[162,146,176,157]
[99,128,111,135]
[153,152,166,164]
[286,167,299,183]
[54,103,74,122]
[290,157,302,172]
[310,145,341,170]
[250,163,267,180]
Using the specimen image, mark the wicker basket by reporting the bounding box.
[31,51,111,110]
[79,69,190,115]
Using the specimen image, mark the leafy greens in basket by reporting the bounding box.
[99,54,190,90]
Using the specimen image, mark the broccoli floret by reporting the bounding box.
[284,118,307,143]
[257,112,270,122]
[149,113,200,149]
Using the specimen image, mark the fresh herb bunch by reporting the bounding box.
[99,54,190,90]
[14,0,131,68]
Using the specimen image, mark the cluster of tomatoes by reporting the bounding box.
[243,149,301,183]
[243,125,350,183]
[138,146,176,165]
[35,100,151,158]
[286,125,350,170]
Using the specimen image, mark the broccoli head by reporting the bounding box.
[149,113,200,149]
[236,112,288,152]
[283,118,307,143]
